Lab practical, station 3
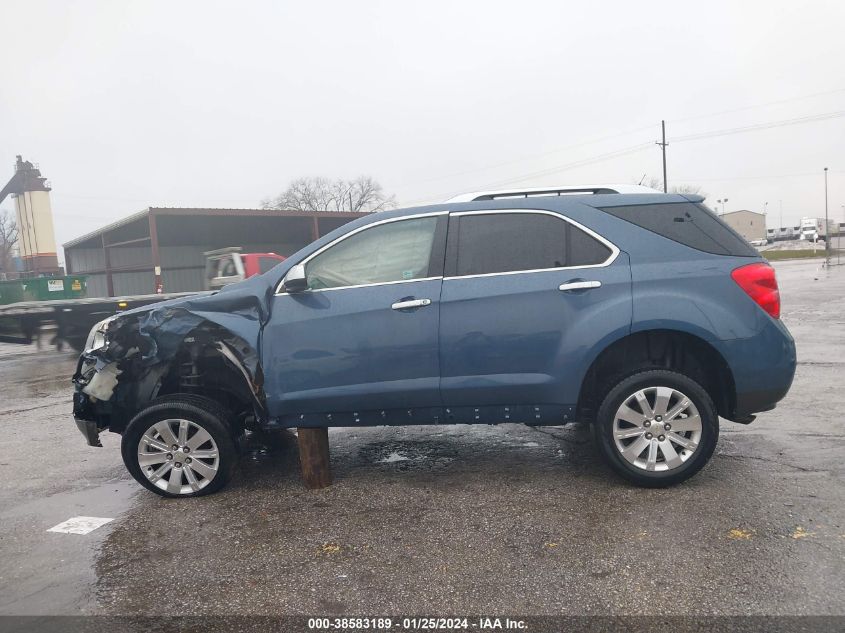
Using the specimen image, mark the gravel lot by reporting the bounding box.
[0,258,843,618]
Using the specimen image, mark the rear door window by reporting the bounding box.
[597,202,756,256]
[447,212,613,277]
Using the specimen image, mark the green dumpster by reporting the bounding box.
[22,276,88,301]
[0,280,26,305]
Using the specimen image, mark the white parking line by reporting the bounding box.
[47,516,114,535]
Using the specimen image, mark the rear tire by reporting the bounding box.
[121,395,238,498]
[594,369,718,487]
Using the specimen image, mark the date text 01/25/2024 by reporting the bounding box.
[307,617,527,630]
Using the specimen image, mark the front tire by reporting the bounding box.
[594,369,718,487]
[121,395,238,498]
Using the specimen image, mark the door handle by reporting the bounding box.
[558,280,602,292]
[391,298,432,310]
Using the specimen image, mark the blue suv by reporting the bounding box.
[72,185,796,496]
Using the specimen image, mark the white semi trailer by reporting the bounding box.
[799,217,837,242]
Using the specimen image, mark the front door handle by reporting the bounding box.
[558,280,602,292]
[391,298,432,310]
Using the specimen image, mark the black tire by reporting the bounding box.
[121,394,239,498]
[593,369,718,487]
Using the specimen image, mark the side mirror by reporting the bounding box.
[282,264,308,293]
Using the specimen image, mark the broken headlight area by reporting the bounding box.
[73,316,148,445]
[74,317,145,400]
[72,307,268,447]
[83,315,118,353]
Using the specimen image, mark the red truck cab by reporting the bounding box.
[205,248,286,291]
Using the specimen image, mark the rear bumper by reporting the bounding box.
[733,386,790,419]
[721,318,796,420]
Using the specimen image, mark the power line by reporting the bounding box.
[399,123,657,189]
[672,169,845,183]
[668,86,845,124]
[411,104,845,203]
[673,109,845,143]
[413,142,653,204]
[403,86,845,194]
[474,142,653,186]
[439,107,845,197]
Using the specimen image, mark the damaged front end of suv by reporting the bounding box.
[72,278,272,451]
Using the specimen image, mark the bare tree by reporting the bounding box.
[639,175,706,198]
[263,176,397,213]
[0,210,18,274]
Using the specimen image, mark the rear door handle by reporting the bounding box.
[558,280,602,292]
[391,298,432,310]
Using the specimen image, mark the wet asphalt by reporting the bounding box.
[0,258,843,617]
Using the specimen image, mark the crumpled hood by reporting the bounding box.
[114,271,278,363]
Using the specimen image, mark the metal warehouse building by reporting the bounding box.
[63,208,368,297]
[720,209,766,243]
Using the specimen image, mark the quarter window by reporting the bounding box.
[305,216,439,290]
[597,202,756,257]
[450,212,612,277]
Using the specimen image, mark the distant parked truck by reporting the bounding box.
[799,217,837,242]
[767,226,800,242]
[204,247,286,291]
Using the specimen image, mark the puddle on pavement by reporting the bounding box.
[0,478,139,615]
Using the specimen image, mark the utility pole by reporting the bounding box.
[656,120,668,192]
[824,167,830,265]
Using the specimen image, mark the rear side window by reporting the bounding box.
[597,202,756,256]
[449,212,612,277]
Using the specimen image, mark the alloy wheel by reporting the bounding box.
[137,418,220,495]
[612,386,702,472]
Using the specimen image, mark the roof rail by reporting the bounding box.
[446,184,659,203]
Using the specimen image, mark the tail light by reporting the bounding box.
[731,262,780,319]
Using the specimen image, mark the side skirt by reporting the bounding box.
[266,404,577,429]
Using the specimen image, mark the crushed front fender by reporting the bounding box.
[71,273,276,441]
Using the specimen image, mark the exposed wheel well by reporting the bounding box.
[153,326,265,434]
[577,330,735,422]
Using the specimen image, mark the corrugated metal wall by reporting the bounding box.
[67,242,305,297]
[66,248,106,274]
[83,274,109,297]
[113,271,153,296]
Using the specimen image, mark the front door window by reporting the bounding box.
[306,216,439,290]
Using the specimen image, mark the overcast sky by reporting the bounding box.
[2,0,844,262]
